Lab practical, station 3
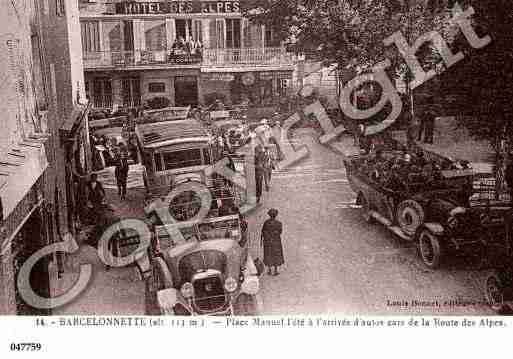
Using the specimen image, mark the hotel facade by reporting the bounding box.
[79,0,296,111]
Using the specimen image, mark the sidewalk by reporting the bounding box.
[50,187,147,315]
[391,117,495,174]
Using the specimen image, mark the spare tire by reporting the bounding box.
[396,199,425,236]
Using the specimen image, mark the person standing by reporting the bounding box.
[424,111,436,144]
[417,114,426,142]
[254,144,265,203]
[261,208,284,276]
[86,173,106,214]
[115,153,129,200]
[262,146,274,191]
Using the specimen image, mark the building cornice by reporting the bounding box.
[80,13,242,20]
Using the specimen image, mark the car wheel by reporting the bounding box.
[418,229,442,269]
[485,274,507,314]
[396,200,425,236]
[357,192,374,224]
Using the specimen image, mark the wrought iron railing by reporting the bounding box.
[83,47,294,69]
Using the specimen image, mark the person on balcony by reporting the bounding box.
[186,37,195,54]
[194,39,203,57]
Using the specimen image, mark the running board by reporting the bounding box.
[389,226,413,241]
[369,211,413,241]
[369,210,391,226]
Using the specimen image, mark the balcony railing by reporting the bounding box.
[83,50,203,68]
[202,47,294,67]
[83,47,294,69]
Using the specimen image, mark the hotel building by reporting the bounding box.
[79,0,296,111]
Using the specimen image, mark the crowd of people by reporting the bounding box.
[170,36,203,57]
[357,148,471,193]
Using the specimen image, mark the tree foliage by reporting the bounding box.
[441,0,513,148]
[242,0,457,71]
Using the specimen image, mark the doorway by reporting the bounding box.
[13,209,51,315]
[174,76,198,107]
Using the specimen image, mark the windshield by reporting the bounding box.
[197,218,240,240]
[162,149,202,169]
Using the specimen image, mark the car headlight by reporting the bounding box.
[241,276,259,295]
[224,277,238,293]
[180,282,194,299]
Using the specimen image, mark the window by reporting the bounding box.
[154,153,163,172]
[122,78,141,107]
[208,19,225,49]
[192,20,203,43]
[148,82,166,93]
[175,19,190,41]
[174,19,202,43]
[81,21,101,53]
[124,21,134,51]
[278,78,288,97]
[56,0,65,16]
[144,20,166,51]
[7,39,26,97]
[30,35,48,110]
[265,26,280,47]
[91,78,112,108]
[226,19,241,49]
[163,149,202,170]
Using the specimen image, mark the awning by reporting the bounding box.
[0,137,49,220]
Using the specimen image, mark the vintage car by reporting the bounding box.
[142,106,191,124]
[147,214,262,316]
[343,151,491,269]
[473,184,513,313]
[135,118,217,199]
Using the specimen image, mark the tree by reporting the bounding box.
[443,0,513,147]
[438,0,513,190]
[242,0,459,143]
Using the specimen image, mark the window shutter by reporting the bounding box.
[208,19,217,49]
[193,20,202,42]
[214,19,225,48]
[165,19,176,49]
[250,23,263,48]
[242,19,251,48]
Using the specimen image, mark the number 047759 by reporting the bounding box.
[10,343,42,351]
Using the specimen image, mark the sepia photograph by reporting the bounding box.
[1,1,513,345]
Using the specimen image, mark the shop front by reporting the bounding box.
[200,70,293,107]
[59,103,92,233]
[0,140,51,315]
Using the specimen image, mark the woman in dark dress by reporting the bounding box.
[261,208,284,276]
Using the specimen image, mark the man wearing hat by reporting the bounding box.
[255,118,272,146]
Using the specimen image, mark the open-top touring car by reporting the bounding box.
[342,149,508,269]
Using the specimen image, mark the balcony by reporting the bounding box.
[202,47,294,67]
[83,50,202,69]
[83,47,295,70]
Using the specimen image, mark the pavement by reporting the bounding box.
[96,164,146,189]
[49,124,494,315]
[50,186,147,315]
[391,117,495,174]
[251,128,493,315]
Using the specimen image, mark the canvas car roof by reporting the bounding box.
[136,119,211,149]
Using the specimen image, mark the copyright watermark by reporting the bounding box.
[10,1,490,310]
